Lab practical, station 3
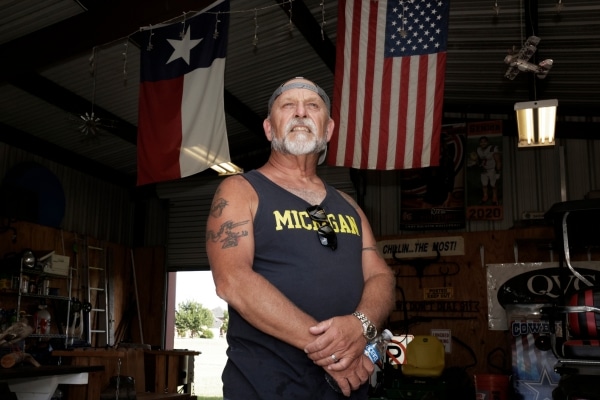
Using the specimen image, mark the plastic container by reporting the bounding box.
[20,275,29,293]
[364,329,394,367]
[33,304,51,334]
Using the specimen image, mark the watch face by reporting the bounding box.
[366,325,377,340]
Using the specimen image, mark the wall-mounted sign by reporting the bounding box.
[378,236,464,259]
[424,287,454,300]
[385,335,414,366]
[431,329,452,353]
[486,261,600,330]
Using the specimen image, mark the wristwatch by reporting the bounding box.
[352,311,377,341]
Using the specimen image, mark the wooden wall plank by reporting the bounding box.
[3,219,598,384]
[382,225,599,375]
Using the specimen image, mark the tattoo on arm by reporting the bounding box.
[206,219,249,249]
[210,197,228,218]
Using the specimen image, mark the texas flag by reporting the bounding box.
[136,0,230,186]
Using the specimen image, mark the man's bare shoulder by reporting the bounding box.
[214,174,253,195]
[221,173,248,186]
[336,189,359,210]
[209,175,256,219]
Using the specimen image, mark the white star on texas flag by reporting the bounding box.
[166,25,203,65]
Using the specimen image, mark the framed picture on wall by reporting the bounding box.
[465,121,504,221]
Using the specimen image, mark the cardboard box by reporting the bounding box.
[42,253,70,276]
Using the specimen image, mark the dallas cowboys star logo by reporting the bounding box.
[522,369,557,400]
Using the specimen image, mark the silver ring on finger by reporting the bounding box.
[331,354,339,363]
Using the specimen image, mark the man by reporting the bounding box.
[476,136,502,205]
[206,77,395,399]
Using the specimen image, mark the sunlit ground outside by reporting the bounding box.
[176,336,227,399]
[175,271,227,400]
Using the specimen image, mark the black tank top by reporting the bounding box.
[222,169,368,400]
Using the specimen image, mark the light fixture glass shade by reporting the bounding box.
[22,249,36,268]
[515,99,558,147]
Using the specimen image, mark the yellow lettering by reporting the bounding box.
[290,210,302,229]
[337,214,350,233]
[273,209,361,236]
[299,211,314,230]
[347,216,360,235]
[273,210,294,231]
[327,214,339,232]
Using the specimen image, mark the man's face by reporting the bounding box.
[264,80,334,157]
[479,138,489,148]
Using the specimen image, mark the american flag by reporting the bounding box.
[327,0,449,170]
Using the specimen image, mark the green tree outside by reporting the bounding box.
[175,300,215,338]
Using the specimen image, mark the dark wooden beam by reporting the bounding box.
[278,0,336,73]
[0,0,269,157]
[224,91,268,144]
[11,70,269,159]
[0,122,134,188]
[9,73,138,145]
[0,0,217,80]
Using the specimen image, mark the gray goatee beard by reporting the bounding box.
[271,117,327,157]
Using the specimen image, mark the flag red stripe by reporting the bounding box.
[377,57,393,169]
[432,53,447,166]
[137,78,184,185]
[412,56,429,168]
[395,57,411,168]
[359,2,380,169]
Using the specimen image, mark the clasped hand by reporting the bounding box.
[304,315,374,397]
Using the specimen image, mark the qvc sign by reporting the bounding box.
[498,267,599,305]
[526,273,595,298]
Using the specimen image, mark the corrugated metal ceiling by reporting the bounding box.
[0,0,599,189]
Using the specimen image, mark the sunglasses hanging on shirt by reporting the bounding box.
[306,205,337,251]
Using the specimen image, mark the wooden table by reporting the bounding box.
[52,348,200,399]
[0,365,103,400]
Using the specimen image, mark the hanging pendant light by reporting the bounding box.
[515,99,558,147]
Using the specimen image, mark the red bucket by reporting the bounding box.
[474,374,511,400]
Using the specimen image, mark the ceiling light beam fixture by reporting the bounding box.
[210,162,243,176]
[515,99,558,147]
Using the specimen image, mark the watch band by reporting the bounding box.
[352,311,377,340]
[353,311,369,326]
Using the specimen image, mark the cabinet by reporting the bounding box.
[1,249,72,346]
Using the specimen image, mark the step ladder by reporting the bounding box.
[85,243,112,347]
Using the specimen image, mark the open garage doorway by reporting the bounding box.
[166,271,227,398]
